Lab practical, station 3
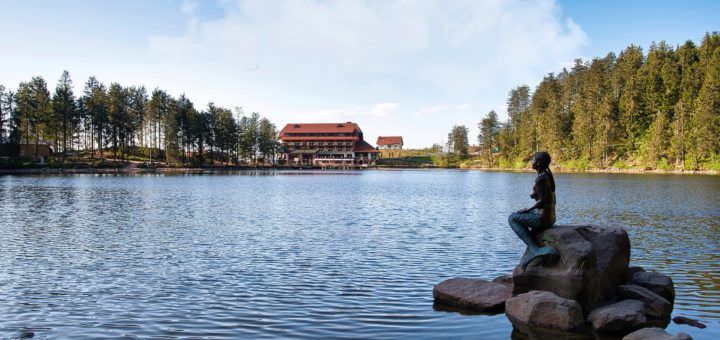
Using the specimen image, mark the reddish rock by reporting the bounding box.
[630,271,675,304]
[622,327,692,340]
[505,290,588,338]
[513,225,630,312]
[587,299,647,333]
[433,278,512,313]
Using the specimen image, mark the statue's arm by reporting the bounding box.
[517,177,548,213]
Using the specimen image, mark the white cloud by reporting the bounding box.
[294,102,401,121]
[143,0,588,147]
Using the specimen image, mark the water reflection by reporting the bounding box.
[0,171,717,339]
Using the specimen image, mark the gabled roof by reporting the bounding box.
[376,136,403,146]
[279,122,361,136]
[354,140,378,153]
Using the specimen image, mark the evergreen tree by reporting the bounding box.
[478,110,500,166]
[51,71,76,155]
[107,83,129,159]
[671,41,700,168]
[81,77,108,158]
[147,89,171,161]
[0,85,7,141]
[615,45,645,157]
[163,97,181,163]
[505,85,531,159]
[693,46,720,165]
[446,125,469,160]
[258,117,278,164]
[23,77,51,157]
[127,86,148,150]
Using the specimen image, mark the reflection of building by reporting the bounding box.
[279,122,378,168]
[377,136,404,150]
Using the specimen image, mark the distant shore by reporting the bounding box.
[2,165,717,176]
[459,166,719,176]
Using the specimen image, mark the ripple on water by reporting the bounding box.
[0,171,718,339]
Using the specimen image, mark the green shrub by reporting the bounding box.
[656,158,674,171]
[702,154,720,171]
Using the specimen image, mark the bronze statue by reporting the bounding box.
[508,151,559,270]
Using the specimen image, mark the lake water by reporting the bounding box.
[0,170,718,339]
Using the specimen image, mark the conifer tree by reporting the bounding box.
[478,110,500,166]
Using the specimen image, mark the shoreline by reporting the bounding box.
[460,166,719,176]
[1,165,717,176]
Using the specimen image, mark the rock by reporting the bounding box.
[513,225,630,312]
[630,271,675,304]
[622,327,692,340]
[492,274,513,287]
[618,284,671,326]
[505,290,587,337]
[672,316,707,329]
[628,266,645,276]
[433,278,512,313]
[587,299,647,333]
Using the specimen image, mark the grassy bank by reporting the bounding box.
[458,156,720,175]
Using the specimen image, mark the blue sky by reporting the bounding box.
[1,0,718,148]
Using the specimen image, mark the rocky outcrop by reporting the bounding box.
[434,225,680,339]
[432,278,512,313]
[622,327,692,340]
[505,291,587,337]
[512,225,630,312]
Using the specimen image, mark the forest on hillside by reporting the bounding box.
[459,32,720,171]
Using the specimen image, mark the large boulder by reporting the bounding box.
[622,327,692,340]
[587,299,646,333]
[513,225,630,312]
[433,278,512,313]
[618,284,672,327]
[630,271,675,304]
[505,290,588,338]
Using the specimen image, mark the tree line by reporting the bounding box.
[0,71,280,165]
[451,32,720,171]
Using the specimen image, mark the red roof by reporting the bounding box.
[376,136,403,146]
[279,122,361,136]
[354,140,378,153]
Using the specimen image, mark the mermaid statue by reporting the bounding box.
[508,151,559,270]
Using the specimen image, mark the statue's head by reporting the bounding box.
[531,151,551,171]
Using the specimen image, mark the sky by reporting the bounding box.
[1,0,718,148]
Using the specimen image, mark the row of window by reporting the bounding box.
[291,142,353,147]
[285,133,350,137]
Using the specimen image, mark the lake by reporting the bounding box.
[0,170,718,339]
